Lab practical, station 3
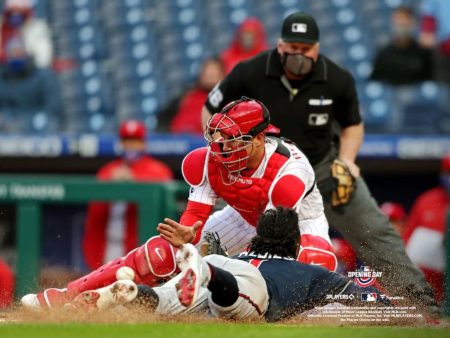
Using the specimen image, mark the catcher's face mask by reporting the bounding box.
[205,97,279,180]
[205,113,254,175]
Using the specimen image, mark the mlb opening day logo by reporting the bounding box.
[348,266,382,287]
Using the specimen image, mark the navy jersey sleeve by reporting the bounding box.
[204,63,246,114]
[308,269,350,300]
[333,69,362,128]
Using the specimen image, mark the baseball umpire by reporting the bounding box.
[201,11,437,311]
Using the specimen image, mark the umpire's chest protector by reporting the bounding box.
[207,143,290,226]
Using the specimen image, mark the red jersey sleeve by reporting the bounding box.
[179,200,213,244]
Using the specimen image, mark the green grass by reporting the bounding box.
[0,323,448,338]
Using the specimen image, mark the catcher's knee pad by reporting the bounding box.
[127,236,178,281]
[67,236,177,298]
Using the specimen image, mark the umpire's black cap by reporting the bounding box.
[281,12,319,44]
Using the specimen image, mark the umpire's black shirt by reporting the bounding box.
[205,49,362,165]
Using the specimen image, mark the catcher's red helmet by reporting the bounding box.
[207,97,280,138]
[205,97,279,175]
[119,120,146,139]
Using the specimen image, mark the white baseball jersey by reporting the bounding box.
[188,137,331,256]
[154,254,268,319]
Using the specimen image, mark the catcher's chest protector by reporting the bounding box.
[208,146,289,226]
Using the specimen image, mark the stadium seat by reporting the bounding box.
[1,0,428,134]
[358,81,393,132]
[390,83,450,134]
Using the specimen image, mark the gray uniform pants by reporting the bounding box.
[314,149,432,299]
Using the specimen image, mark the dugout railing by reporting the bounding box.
[0,175,189,297]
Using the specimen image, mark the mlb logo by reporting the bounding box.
[308,113,329,126]
[362,266,371,272]
[361,293,378,302]
[292,23,307,33]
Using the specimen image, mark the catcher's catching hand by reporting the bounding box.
[200,232,228,257]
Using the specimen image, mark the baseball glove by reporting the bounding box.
[330,159,356,207]
[317,159,356,207]
[199,232,228,257]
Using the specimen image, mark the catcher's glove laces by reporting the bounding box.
[317,158,356,207]
[200,232,229,257]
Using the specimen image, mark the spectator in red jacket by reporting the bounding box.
[220,17,268,74]
[380,201,407,236]
[0,259,14,308]
[82,120,173,270]
[403,154,450,302]
[159,57,225,134]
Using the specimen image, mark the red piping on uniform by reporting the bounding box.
[238,293,264,316]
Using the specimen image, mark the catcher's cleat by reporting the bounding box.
[21,288,68,312]
[71,280,138,310]
[175,244,211,307]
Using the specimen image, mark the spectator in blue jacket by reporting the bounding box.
[0,36,60,132]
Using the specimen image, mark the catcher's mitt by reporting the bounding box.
[330,159,356,206]
[317,159,356,207]
[199,232,228,257]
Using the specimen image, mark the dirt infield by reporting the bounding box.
[1,305,448,328]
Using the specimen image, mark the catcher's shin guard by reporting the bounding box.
[67,236,177,297]
[23,236,177,310]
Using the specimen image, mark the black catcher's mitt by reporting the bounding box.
[330,158,356,206]
[200,232,228,257]
[318,159,356,207]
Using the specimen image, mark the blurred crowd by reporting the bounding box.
[0,0,449,134]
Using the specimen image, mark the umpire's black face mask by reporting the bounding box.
[281,52,315,76]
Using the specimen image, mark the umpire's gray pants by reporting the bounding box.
[314,150,432,298]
